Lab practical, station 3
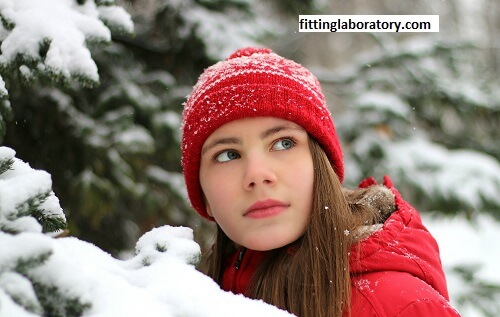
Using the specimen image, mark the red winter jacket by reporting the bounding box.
[221,176,461,317]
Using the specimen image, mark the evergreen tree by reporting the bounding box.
[0,147,90,317]
[1,0,281,254]
[0,146,65,234]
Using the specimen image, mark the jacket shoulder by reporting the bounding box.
[350,271,461,317]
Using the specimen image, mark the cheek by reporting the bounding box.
[200,168,238,218]
[293,156,315,210]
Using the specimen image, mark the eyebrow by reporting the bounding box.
[201,123,305,156]
[259,123,304,140]
[201,137,241,156]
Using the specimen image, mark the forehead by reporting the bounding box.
[207,117,305,138]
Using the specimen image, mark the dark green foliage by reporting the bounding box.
[15,192,51,218]
[0,156,13,174]
[0,101,11,140]
[0,12,15,30]
[0,150,67,234]
[32,209,68,233]
[452,264,500,317]
[31,282,92,317]
[14,251,53,276]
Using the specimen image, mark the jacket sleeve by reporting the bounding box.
[350,271,462,317]
[396,299,461,317]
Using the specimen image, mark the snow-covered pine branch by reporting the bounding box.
[0,146,65,234]
[0,0,133,88]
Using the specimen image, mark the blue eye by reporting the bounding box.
[215,150,240,163]
[272,138,295,151]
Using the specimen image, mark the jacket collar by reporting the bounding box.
[221,247,267,295]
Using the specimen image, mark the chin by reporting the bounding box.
[243,235,296,251]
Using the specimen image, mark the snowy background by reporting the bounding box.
[425,214,500,317]
[0,0,499,316]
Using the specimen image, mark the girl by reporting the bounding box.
[181,47,461,317]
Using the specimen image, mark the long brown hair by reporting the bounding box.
[201,137,386,317]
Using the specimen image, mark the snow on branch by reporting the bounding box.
[385,138,500,212]
[0,147,65,234]
[0,0,133,87]
[0,225,294,317]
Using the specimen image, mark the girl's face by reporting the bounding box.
[199,117,314,251]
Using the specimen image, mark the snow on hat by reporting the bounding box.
[181,47,344,220]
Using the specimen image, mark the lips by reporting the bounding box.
[244,199,289,218]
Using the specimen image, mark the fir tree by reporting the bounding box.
[0,147,91,317]
[1,0,278,254]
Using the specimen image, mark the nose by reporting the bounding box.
[242,154,277,191]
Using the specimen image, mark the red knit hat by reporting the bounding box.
[181,47,343,219]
